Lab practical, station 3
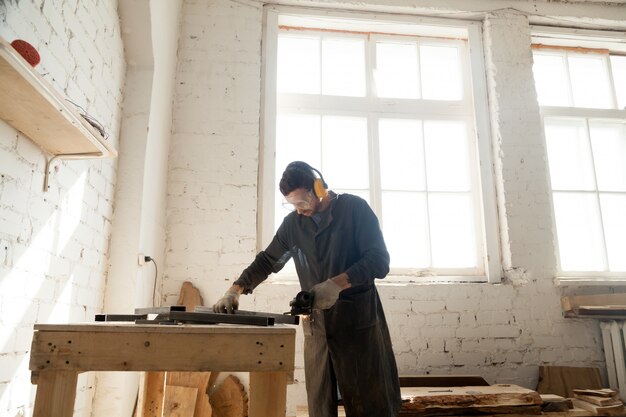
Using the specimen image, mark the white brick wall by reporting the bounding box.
[165,0,264,306]
[0,0,124,416]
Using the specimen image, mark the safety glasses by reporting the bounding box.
[282,190,314,212]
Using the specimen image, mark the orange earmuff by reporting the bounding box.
[313,177,328,200]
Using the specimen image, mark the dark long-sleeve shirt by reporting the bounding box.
[234,192,390,293]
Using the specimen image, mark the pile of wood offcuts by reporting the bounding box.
[399,384,625,417]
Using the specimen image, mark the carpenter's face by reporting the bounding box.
[284,188,318,216]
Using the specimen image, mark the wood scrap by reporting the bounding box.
[178,281,204,311]
[536,366,603,398]
[143,371,166,417]
[540,394,572,412]
[166,372,212,417]
[573,393,621,407]
[571,398,626,416]
[401,384,542,408]
[561,294,626,313]
[573,388,618,398]
[209,375,248,417]
[399,384,543,416]
[164,385,197,417]
[398,405,542,416]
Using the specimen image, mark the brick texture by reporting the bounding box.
[0,1,124,416]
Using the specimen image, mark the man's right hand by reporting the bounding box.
[212,287,240,314]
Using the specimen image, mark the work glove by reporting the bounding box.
[212,288,240,314]
[310,279,342,310]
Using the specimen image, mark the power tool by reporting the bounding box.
[289,291,313,315]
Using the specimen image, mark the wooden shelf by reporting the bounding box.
[0,37,117,157]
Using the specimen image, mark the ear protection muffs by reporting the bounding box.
[313,175,328,200]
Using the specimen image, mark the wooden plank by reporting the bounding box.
[164,385,197,417]
[142,371,165,417]
[572,388,618,398]
[401,384,542,410]
[33,322,292,334]
[571,398,626,416]
[32,371,78,417]
[573,393,621,406]
[166,372,212,417]
[249,371,289,417]
[612,322,626,402]
[399,375,489,387]
[30,326,295,373]
[398,405,542,416]
[600,322,619,392]
[561,294,626,313]
[536,366,603,398]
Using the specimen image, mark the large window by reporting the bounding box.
[261,10,499,282]
[532,28,626,280]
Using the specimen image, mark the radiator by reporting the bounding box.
[600,321,626,402]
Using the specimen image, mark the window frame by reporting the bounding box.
[531,25,626,286]
[260,6,501,283]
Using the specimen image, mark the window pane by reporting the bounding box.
[379,119,425,191]
[420,44,463,100]
[382,191,429,268]
[321,116,369,189]
[544,119,596,191]
[375,41,419,99]
[569,54,613,109]
[277,36,320,94]
[589,122,626,192]
[553,192,605,271]
[275,114,321,230]
[600,194,626,271]
[611,55,626,110]
[276,114,321,172]
[322,38,366,97]
[532,53,570,106]
[429,193,477,268]
[423,120,471,191]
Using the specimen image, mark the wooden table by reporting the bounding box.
[29,322,296,417]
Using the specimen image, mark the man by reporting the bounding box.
[213,161,401,417]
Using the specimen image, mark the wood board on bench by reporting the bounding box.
[399,384,543,416]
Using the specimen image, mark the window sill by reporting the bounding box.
[267,274,490,285]
[555,276,626,287]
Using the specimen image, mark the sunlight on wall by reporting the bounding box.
[0,172,87,350]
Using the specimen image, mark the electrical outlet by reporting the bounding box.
[138,253,145,266]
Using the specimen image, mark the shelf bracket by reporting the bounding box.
[44,152,103,192]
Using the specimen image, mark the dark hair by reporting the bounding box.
[279,161,317,196]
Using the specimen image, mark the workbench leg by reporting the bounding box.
[32,370,79,417]
[249,371,288,417]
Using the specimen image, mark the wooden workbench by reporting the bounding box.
[29,322,296,417]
